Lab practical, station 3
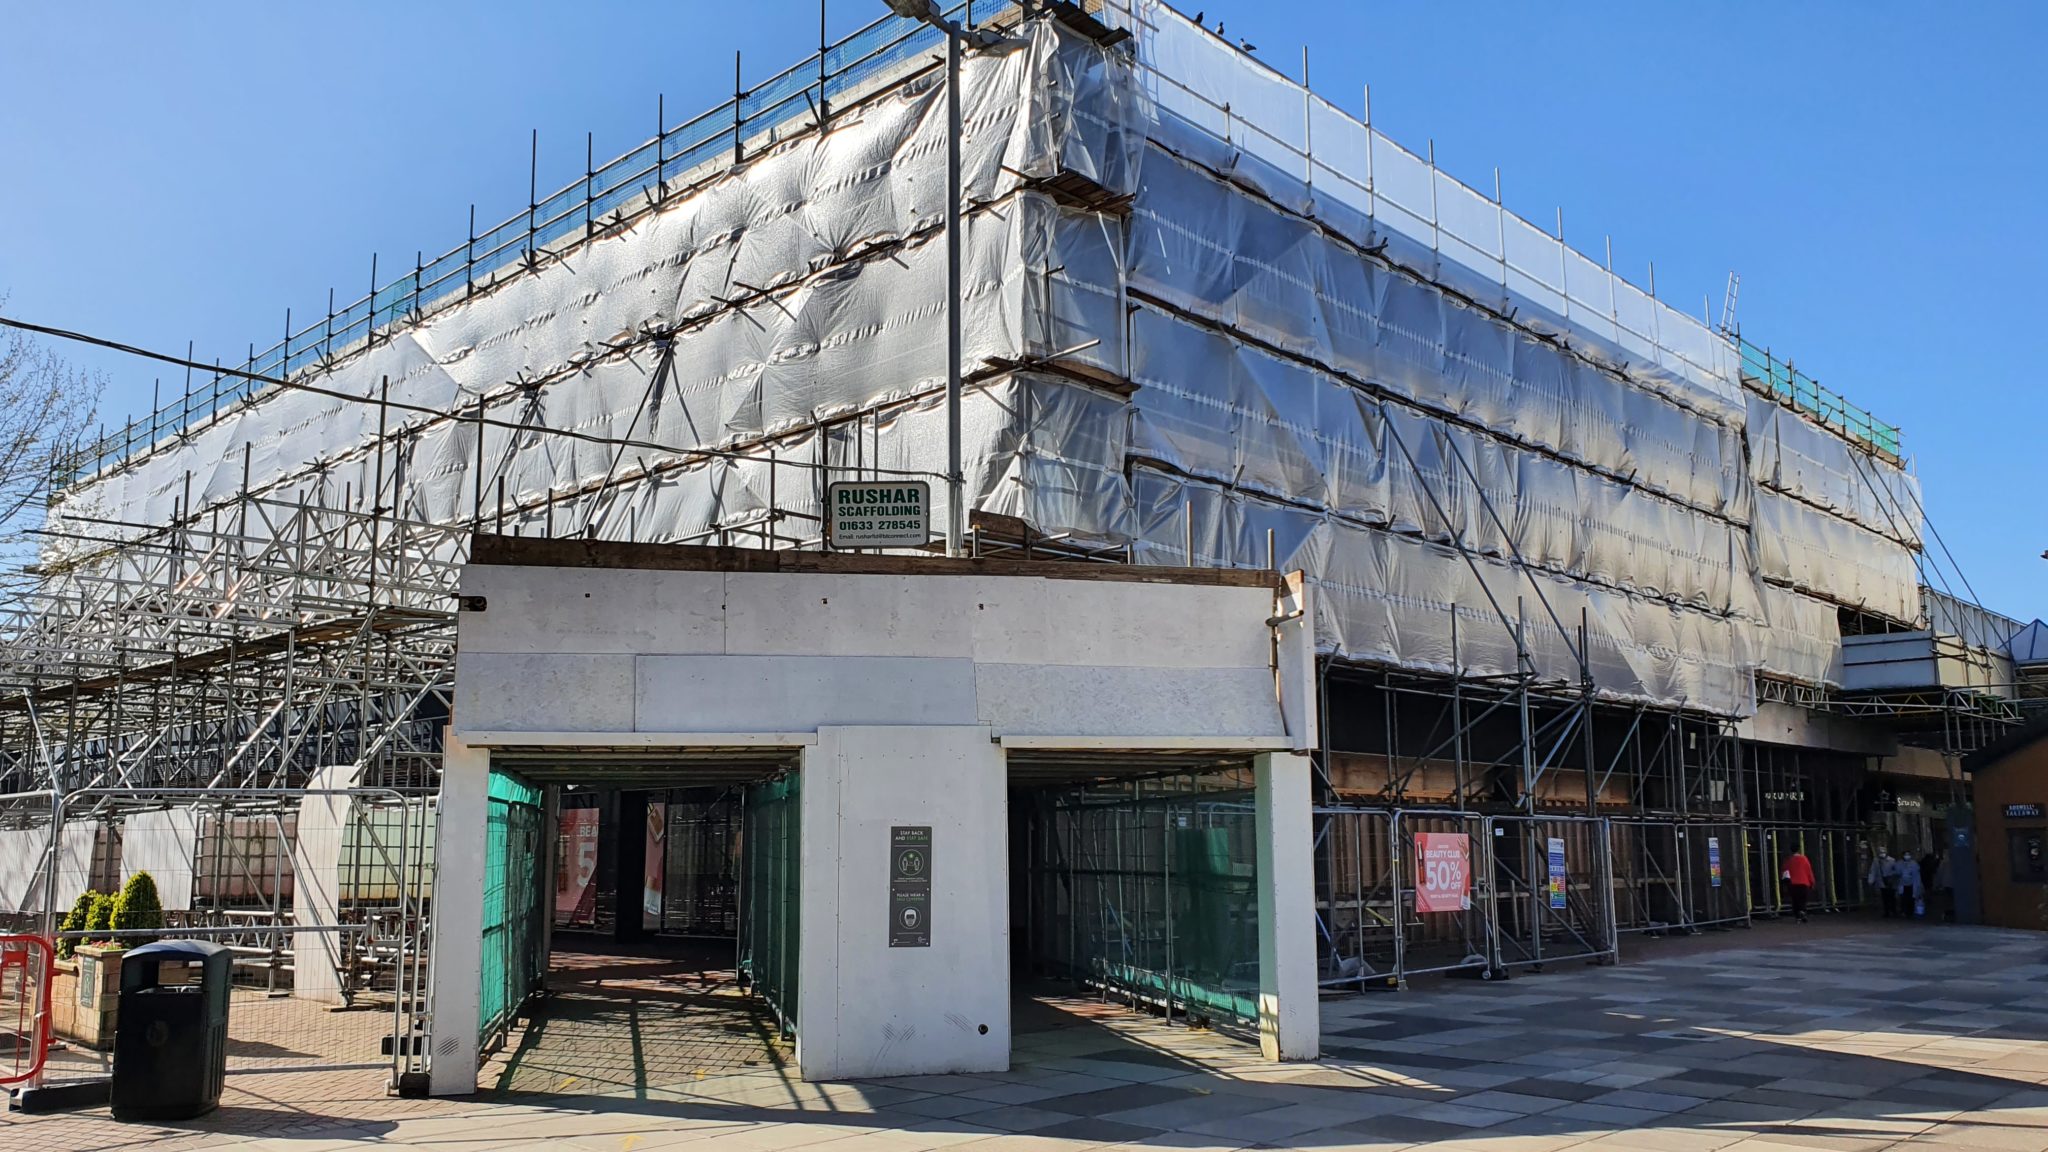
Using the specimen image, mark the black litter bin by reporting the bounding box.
[111,940,232,1121]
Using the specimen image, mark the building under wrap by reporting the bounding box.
[3,0,2039,1080]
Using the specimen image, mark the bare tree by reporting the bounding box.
[0,304,102,584]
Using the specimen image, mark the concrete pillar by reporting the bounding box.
[1255,751,1318,1061]
[796,725,1009,1080]
[427,730,489,1096]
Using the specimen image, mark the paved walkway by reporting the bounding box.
[10,920,2048,1151]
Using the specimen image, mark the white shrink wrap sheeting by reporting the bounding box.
[1126,153,1748,522]
[1128,305,1744,612]
[52,19,1138,541]
[1755,584,1846,688]
[54,188,1123,542]
[1130,468,1754,715]
[1752,490,1920,624]
[1121,0,1746,425]
[475,372,1131,551]
[1746,394,1922,547]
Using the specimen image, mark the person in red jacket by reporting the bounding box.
[1781,849,1816,923]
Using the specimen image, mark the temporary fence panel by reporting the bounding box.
[1391,811,1493,981]
[662,793,741,938]
[0,933,52,1086]
[1486,815,1616,973]
[33,787,432,1087]
[1746,825,1785,918]
[480,770,545,1054]
[1753,822,1867,914]
[1314,807,1398,988]
[1166,799,1259,1023]
[739,774,801,1038]
[1680,821,1751,929]
[1609,819,1688,935]
[1015,784,1260,1026]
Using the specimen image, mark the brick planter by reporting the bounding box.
[52,945,125,1051]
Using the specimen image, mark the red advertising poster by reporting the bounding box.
[1414,832,1472,913]
[557,807,601,925]
[644,801,666,930]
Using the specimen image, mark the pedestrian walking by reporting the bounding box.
[1781,848,1816,922]
[1869,849,1901,918]
[1898,853,1925,918]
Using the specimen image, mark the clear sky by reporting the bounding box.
[2,1,2041,618]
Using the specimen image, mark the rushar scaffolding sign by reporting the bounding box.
[827,480,931,549]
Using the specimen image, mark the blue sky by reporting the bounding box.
[2,1,2041,618]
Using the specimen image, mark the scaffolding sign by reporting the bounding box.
[828,481,931,550]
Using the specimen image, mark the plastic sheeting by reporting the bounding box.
[1126,151,1749,521]
[1755,585,1846,689]
[45,12,1932,718]
[1118,0,1744,425]
[52,20,1136,540]
[1130,468,1753,714]
[1129,303,1748,615]
[1924,587,2024,653]
[1747,394,1921,548]
[1752,490,1920,624]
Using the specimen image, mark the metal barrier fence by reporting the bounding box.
[1679,820,1750,929]
[0,934,53,1087]
[1609,818,1752,935]
[1487,814,1618,973]
[1017,788,1262,1027]
[1749,822,1867,917]
[1320,807,1615,987]
[1314,807,1396,986]
[1609,818,1688,934]
[1393,810,1495,981]
[5,787,432,1088]
[1319,807,1877,988]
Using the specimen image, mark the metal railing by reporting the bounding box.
[1318,806,1618,988]
[1738,337,1903,458]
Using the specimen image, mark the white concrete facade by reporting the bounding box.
[429,541,1319,1092]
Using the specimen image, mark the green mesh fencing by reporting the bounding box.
[480,769,545,1049]
[739,774,801,1038]
[1017,781,1260,1025]
[1738,337,1902,457]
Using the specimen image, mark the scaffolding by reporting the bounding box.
[0,0,2028,1017]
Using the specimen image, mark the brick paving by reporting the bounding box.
[482,946,792,1096]
[9,919,2048,1151]
[41,987,403,1082]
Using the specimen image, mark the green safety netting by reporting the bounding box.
[739,774,801,1038]
[480,769,546,1048]
[1018,785,1261,1025]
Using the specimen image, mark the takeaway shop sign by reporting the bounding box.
[827,481,931,549]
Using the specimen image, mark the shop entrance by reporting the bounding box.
[1007,755,1263,1049]
[477,752,801,1097]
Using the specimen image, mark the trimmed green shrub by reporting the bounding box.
[84,891,117,946]
[111,871,164,944]
[56,890,97,959]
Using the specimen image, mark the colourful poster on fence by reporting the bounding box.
[557,807,601,925]
[1415,832,1471,913]
[645,801,667,929]
[1547,837,1567,909]
[1707,837,1722,888]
